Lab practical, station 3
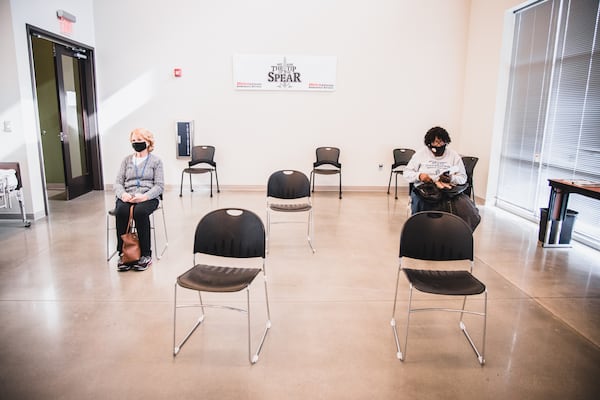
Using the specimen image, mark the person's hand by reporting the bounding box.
[130,193,148,203]
[419,173,433,183]
[439,171,452,184]
[435,180,453,189]
[121,192,133,202]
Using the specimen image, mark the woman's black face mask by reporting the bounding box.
[428,143,446,156]
[132,142,147,152]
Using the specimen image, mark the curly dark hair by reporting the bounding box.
[424,126,451,146]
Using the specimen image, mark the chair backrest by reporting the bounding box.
[400,211,473,261]
[461,156,478,182]
[267,170,311,199]
[461,156,478,197]
[314,147,341,168]
[194,208,265,258]
[189,145,216,167]
[392,148,415,169]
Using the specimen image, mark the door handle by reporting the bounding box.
[59,132,66,142]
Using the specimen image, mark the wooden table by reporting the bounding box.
[541,179,600,247]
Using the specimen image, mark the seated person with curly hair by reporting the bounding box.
[404,126,480,230]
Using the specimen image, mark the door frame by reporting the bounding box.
[26,25,103,209]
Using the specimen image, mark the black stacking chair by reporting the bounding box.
[267,170,315,253]
[179,145,220,197]
[310,147,342,199]
[387,148,415,200]
[173,208,271,364]
[391,211,487,365]
[461,156,479,202]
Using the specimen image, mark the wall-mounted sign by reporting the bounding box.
[233,54,336,92]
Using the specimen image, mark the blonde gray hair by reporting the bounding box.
[129,128,155,152]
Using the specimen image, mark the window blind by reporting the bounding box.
[497,0,600,249]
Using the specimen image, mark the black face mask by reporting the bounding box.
[428,144,446,156]
[132,142,147,152]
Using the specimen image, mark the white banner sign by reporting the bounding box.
[233,54,336,91]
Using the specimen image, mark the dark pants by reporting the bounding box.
[115,198,159,257]
[410,191,438,214]
[410,191,481,231]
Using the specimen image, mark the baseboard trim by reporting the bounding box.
[104,184,412,193]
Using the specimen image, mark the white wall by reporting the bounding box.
[93,0,471,188]
[1,0,525,219]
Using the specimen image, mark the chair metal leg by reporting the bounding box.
[338,172,342,199]
[262,265,272,321]
[394,173,399,200]
[310,170,315,193]
[209,172,213,197]
[160,205,168,253]
[459,290,487,365]
[266,208,271,254]
[250,268,272,364]
[106,212,118,261]
[214,168,220,193]
[307,209,316,253]
[391,265,406,360]
[387,170,393,195]
[151,205,168,260]
[151,213,158,259]
[173,285,205,356]
[392,281,413,362]
[16,189,30,227]
[247,289,253,363]
[189,173,193,192]
[179,171,184,197]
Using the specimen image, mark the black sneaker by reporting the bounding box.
[117,255,131,272]
[133,256,152,271]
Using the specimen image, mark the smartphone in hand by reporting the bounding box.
[439,171,452,184]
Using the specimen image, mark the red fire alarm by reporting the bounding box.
[173,68,182,78]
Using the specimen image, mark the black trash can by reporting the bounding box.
[539,208,578,244]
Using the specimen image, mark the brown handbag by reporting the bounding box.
[120,205,141,264]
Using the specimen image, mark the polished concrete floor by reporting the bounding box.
[0,188,599,399]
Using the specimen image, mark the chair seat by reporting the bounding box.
[403,268,485,296]
[269,203,312,212]
[313,168,340,175]
[177,264,261,292]
[183,167,214,174]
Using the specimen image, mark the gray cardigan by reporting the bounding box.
[114,153,164,200]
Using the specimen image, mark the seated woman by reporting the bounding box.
[114,128,164,271]
[404,126,480,230]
